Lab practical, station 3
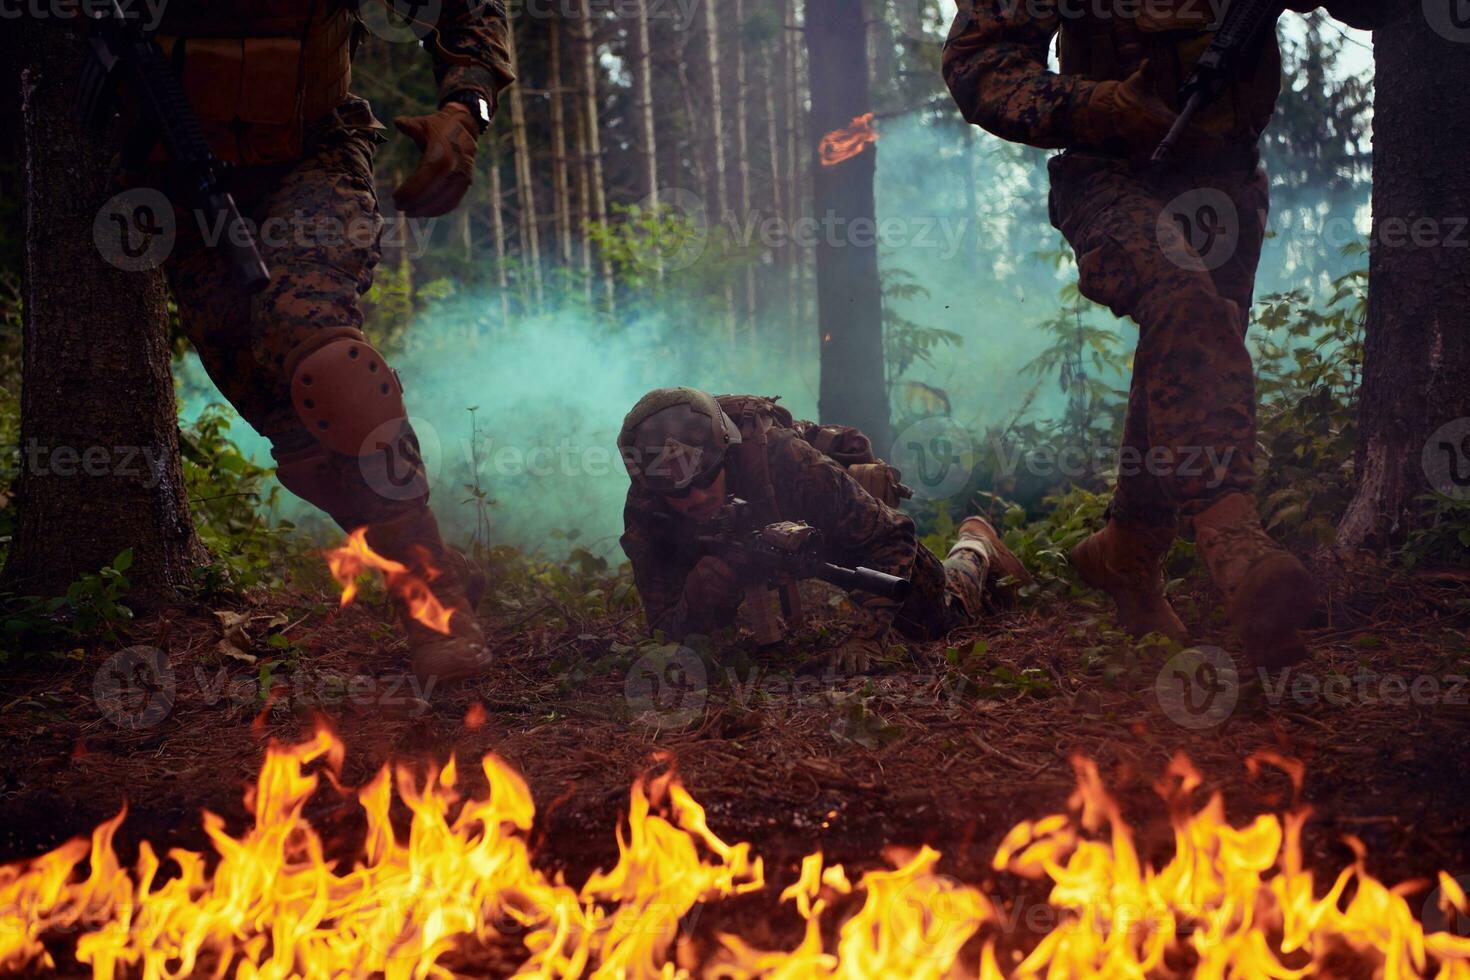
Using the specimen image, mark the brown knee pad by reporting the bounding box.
[285,328,409,458]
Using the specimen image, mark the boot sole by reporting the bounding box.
[1231,554,1316,669]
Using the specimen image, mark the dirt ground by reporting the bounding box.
[0,554,1467,971]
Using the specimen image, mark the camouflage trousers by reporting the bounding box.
[160,100,425,530]
[1048,151,1269,533]
[891,546,991,641]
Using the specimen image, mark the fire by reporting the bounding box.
[325,527,455,635]
[0,731,1466,978]
[820,113,879,167]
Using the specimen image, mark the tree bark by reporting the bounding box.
[804,0,891,450]
[576,0,615,311]
[700,0,737,336]
[548,18,574,268]
[732,0,756,325]
[631,0,659,211]
[488,137,512,324]
[505,6,544,308]
[3,21,205,601]
[1336,5,1470,554]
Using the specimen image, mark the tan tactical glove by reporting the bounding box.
[683,556,742,622]
[826,635,884,676]
[1070,64,1204,161]
[392,103,480,218]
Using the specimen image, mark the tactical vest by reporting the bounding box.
[1057,0,1283,145]
[149,0,357,166]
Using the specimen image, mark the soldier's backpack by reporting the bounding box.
[714,394,912,516]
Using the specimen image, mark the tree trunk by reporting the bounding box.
[548,18,574,269]
[505,6,544,308]
[1336,5,1470,554]
[700,0,737,336]
[3,22,204,601]
[576,0,615,311]
[572,90,594,305]
[631,0,659,211]
[804,0,891,450]
[489,138,512,325]
[732,0,756,325]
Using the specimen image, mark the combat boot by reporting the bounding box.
[365,508,492,686]
[1070,520,1190,644]
[951,516,1032,607]
[1192,493,1315,668]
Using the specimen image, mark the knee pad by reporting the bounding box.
[287,328,408,457]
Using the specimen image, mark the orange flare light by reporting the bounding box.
[820,112,879,166]
[325,527,455,634]
[1,733,1468,977]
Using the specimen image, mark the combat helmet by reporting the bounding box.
[618,387,741,493]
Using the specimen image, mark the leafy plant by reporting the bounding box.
[1,549,136,651]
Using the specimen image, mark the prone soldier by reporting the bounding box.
[104,1,515,683]
[942,0,1386,666]
[617,388,1031,672]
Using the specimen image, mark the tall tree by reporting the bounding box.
[631,0,659,210]
[548,18,574,268]
[1337,4,1470,552]
[575,0,615,310]
[4,21,204,599]
[505,5,544,308]
[804,0,891,449]
[701,0,738,335]
[733,0,756,324]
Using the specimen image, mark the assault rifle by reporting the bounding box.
[1152,0,1286,165]
[76,0,271,292]
[696,498,911,646]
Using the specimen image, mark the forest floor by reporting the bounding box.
[0,554,1468,969]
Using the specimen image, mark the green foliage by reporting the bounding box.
[179,405,299,592]
[883,267,963,389]
[1401,494,1470,570]
[1,550,135,651]
[477,540,640,627]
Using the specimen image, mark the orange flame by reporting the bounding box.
[0,734,1467,977]
[325,527,455,635]
[820,112,879,166]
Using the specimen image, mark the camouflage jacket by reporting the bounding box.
[620,427,917,642]
[942,0,1386,152]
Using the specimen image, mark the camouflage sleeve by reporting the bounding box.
[940,0,1082,149]
[428,0,517,113]
[620,496,699,641]
[769,433,918,637]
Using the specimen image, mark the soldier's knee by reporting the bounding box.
[285,329,408,458]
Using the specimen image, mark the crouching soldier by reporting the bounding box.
[616,388,1030,672]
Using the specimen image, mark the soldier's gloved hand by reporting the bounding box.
[827,635,884,676]
[392,103,480,218]
[682,556,742,620]
[1071,64,1203,160]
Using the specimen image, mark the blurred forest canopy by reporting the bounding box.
[0,3,1380,568]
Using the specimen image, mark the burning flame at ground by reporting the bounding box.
[0,730,1466,978]
[325,528,455,634]
[819,113,879,167]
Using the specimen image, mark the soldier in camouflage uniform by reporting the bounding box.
[123,1,515,683]
[942,0,1384,666]
[617,388,1030,672]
